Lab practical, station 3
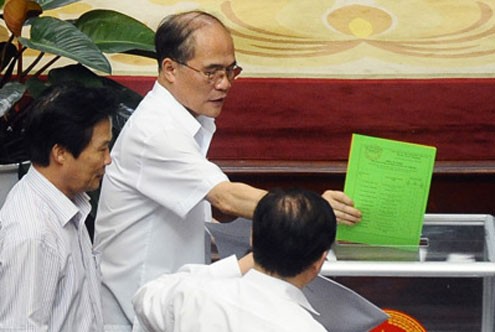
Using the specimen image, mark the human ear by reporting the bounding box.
[314,251,328,273]
[51,144,67,165]
[161,58,177,83]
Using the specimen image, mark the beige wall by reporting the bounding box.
[8,0,495,78]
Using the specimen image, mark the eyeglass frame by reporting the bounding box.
[172,59,243,84]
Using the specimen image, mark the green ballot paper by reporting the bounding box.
[337,134,436,247]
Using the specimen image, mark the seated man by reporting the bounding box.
[0,84,117,330]
[133,188,337,332]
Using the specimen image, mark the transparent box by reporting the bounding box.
[322,214,495,332]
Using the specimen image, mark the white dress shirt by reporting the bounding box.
[94,81,229,331]
[0,167,103,331]
[133,255,327,332]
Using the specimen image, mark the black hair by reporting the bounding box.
[25,83,118,166]
[155,10,228,69]
[252,188,337,278]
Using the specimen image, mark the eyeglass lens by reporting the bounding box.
[209,66,243,83]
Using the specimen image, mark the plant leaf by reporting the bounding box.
[19,16,111,73]
[0,0,5,9]
[24,76,49,98]
[48,64,143,109]
[3,0,42,36]
[75,9,155,54]
[123,48,157,60]
[48,63,105,87]
[0,81,26,117]
[36,0,80,11]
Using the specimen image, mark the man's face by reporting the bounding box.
[63,117,112,197]
[171,23,237,118]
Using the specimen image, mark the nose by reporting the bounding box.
[104,149,112,166]
[214,72,232,91]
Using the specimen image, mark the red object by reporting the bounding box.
[371,309,427,332]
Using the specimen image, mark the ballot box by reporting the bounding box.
[321,214,495,332]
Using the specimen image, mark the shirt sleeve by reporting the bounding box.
[0,239,60,329]
[132,255,240,332]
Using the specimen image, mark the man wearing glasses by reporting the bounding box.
[93,10,362,332]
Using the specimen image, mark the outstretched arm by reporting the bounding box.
[208,182,361,226]
[207,181,267,220]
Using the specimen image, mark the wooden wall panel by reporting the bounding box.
[112,76,495,215]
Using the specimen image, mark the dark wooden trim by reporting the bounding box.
[213,159,495,217]
[214,160,495,175]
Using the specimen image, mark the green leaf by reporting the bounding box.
[0,82,26,117]
[75,9,155,54]
[48,63,105,87]
[0,0,5,9]
[25,76,50,99]
[123,48,157,60]
[36,0,80,11]
[48,64,143,108]
[19,16,111,73]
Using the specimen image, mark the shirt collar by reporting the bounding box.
[152,81,216,139]
[27,167,91,228]
[243,269,320,316]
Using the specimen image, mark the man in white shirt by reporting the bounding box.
[94,10,362,331]
[0,84,117,331]
[133,188,337,332]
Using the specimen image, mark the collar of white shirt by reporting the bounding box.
[243,268,321,316]
[27,166,91,228]
[152,81,216,138]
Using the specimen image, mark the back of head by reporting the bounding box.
[25,83,118,166]
[155,10,228,69]
[252,188,337,278]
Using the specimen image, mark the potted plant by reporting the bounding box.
[0,0,156,206]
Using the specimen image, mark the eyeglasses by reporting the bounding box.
[175,60,243,85]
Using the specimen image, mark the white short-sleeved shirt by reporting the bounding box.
[0,167,103,331]
[132,255,327,332]
[93,82,229,330]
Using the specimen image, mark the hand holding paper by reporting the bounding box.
[337,134,436,247]
[322,190,362,225]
